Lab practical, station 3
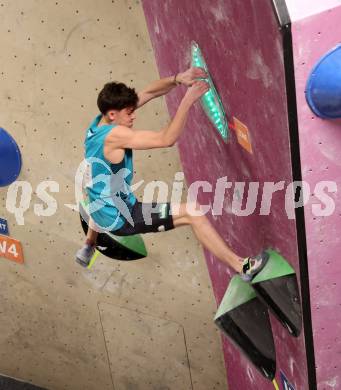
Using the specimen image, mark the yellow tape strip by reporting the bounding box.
[87,250,100,269]
[273,379,279,390]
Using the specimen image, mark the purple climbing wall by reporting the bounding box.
[291,5,341,389]
[142,1,308,389]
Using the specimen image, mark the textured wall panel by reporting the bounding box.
[291,6,341,389]
[0,1,226,389]
[142,0,309,388]
[99,302,192,389]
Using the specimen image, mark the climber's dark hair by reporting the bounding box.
[97,82,138,114]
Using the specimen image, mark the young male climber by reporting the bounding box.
[76,67,268,281]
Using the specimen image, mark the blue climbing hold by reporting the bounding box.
[0,128,22,187]
[306,44,341,119]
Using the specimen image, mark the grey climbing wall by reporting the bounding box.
[0,1,226,389]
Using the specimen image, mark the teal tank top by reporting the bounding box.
[84,114,136,231]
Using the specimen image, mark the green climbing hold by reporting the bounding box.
[214,275,257,320]
[215,275,276,381]
[107,231,147,258]
[251,249,302,337]
[252,249,295,284]
[79,199,147,261]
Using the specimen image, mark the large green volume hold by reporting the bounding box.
[252,249,302,337]
[215,275,276,381]
[79,200,147,261]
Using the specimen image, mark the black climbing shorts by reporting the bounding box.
[112,202,174,236]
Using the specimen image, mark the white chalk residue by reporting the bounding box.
[154,19,160,35]
[191,276,198,287]
[289,357,295,375]
[246,49,273,89]
[319,142,341,167]
[246,364,255,383]
[208,3,225,23]
[321,376,339,388]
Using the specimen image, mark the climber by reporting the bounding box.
[76,67,268,281]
